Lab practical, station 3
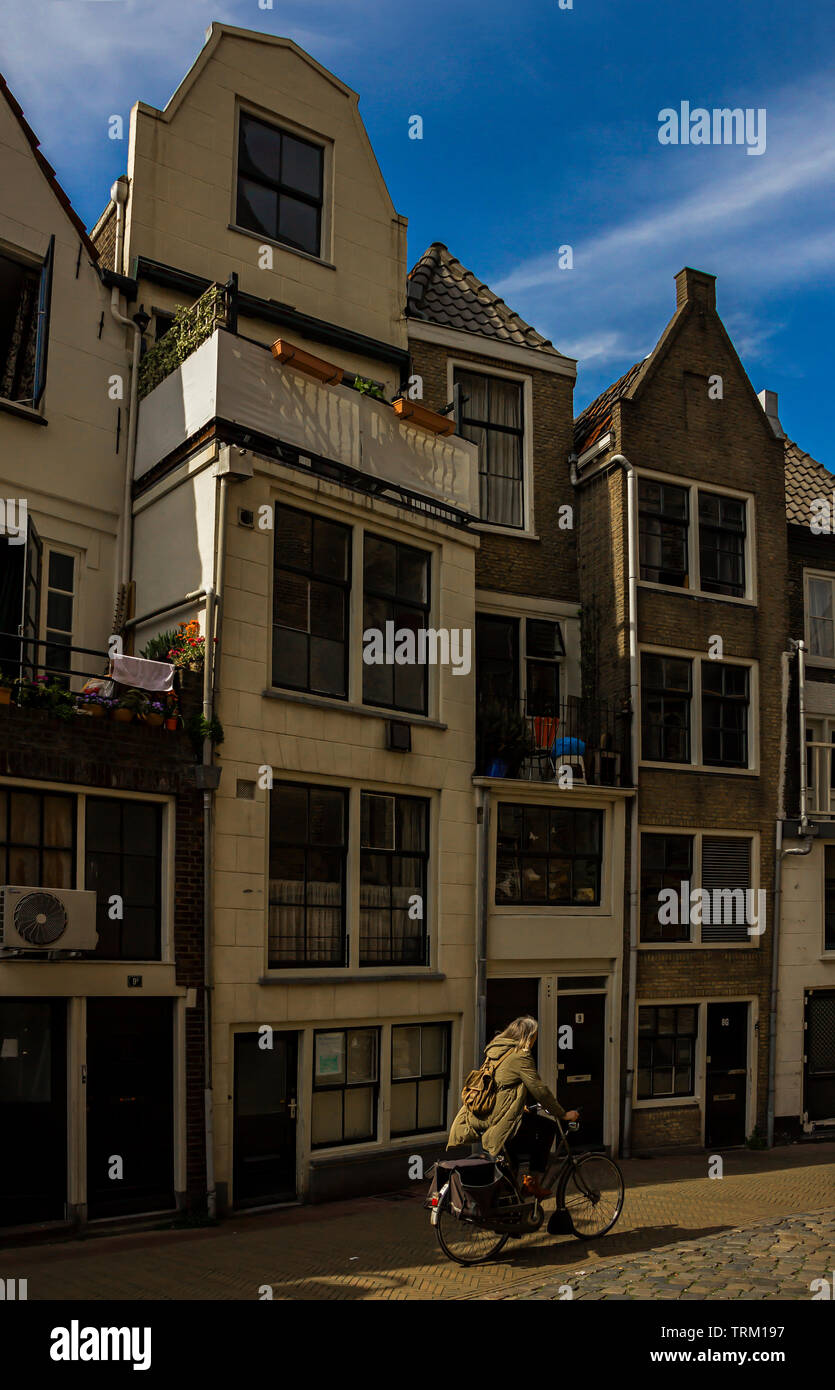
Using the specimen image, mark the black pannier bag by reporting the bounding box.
[425,1155,503,1220]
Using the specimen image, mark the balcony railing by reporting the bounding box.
[476,695,629,787]
[808,739,835,817]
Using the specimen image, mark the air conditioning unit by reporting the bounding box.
[0,886,98,953]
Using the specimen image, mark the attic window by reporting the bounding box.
[0,244,53,407]
[236,112,324,258]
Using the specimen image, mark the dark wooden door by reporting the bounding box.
[0,998,66,1225]
[234,1031,298,1207]
[705,1002,748,1147]
[557,993,605,1145]
[804,990,835,1122]
[86,997,174,1218]
[485,977,540,1061]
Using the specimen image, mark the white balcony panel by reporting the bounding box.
[136,330,479,515]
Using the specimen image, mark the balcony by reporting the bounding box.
[475,696,630,787]
[135,283,479,521]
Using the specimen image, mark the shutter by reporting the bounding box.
[32,235,54,407]
[700,836,751,942]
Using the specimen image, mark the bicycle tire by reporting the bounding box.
[435,1184,512,1266]
[558,1152,624,1240]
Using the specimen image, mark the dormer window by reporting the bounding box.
[236,112,324,258]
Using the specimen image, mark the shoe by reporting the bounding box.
[521,1174,550,1201]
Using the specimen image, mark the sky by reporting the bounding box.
[3,0,835,462]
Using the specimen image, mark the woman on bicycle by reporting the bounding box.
[447,1016,579,1199]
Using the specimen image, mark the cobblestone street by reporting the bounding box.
[4,1143,835,1301]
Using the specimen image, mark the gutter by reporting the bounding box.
[571,451,639,1158]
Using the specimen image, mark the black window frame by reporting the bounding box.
[271,502,351,701]
[701,661,750,768]
[0,787,76,890]
[525,618,563,718]
[362,534,431,715]
[311,1026,380,1148]
[637,1004,698,1099]
[235,111,324,259]
[638,477,690,588]
[0,243,52,407]
[390,1022,451,1137]
[698,490,747,598]
[359,792,429,966]
[454,367,525,529]
[640,832,693,943]
[267,781,348,969]
[85,797,163,961]
[641,653,693,763]
[495,803,604,907]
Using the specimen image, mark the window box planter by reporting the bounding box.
[392,398,455,436]
[272,338,343,385]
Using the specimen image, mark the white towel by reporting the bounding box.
[110,654,175,692]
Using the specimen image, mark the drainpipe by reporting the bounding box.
[768,641,816,1145]
[108,176,141,598]
[475,789,490,1064]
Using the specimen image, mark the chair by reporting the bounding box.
[525,714,560,779]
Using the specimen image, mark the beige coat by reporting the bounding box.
[447,1035,566,1155]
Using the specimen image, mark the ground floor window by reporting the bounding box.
[390,1022,450,1136]
[637,1004,698,1099]
[826,846,835,953]
[311,1027,379,1147]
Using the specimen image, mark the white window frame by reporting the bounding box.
[41,543,79,678]
[637,825,761,949]
[803,568,835,667]
[447,359,535,537]
[806,716,835,818]
[475,591,580,713]
[635,467,756,605]
[639,643,759,775]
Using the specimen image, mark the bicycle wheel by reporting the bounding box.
[435,1180,513,1265]
[559,1153,624,1239]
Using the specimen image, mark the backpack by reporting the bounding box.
[461,1053,501,1118]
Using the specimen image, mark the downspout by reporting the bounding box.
[768,640,816,1145]
[571,451,639,1157]
[108,176,141,598]
[475,789,490,1065]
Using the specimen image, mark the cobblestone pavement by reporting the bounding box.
[4,1144,835,1301]
[476,1211,835,1300]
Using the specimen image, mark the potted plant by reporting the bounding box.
[139,629,179,662]
[185,711,224,760]
[113,687,149,723]
[479,697,533,778]
[164,693,181,731]
[143,700,165,728]
[77,689,111,718]
[167,620,206,673]
[0,672,13,707]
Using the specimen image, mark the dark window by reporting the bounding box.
[476,614,519,708]
[390,1023,450,1136]
[701,661,749,767]
[360,793,428,965]
[455,369,524,528]
[85,798,162,960]
[362,535,430,714]
[698,492,746,597]
[825,846,835,953]
[311,1027,379,1146]
[154,311,175,341]
[641,653,692,762]
[496,803,603,906]
[0,251,40,403]
[807,577,835,660]
[638,478,689,587]
[236,113,324,258]
[44,551,74,681]
[637,1005,698,1099]
[640,833,693,943]
[0,789,75,888]
[268,783,347,968]
[525,619,563,717]
[272,504,350,699]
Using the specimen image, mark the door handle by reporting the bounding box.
[288,1098,297,1119]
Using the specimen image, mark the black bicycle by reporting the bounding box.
[428,1110,625,1266]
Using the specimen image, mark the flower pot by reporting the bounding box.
[487,758,508,778]
[187,662,202,673]
[144,713,164,727]
[0,688,11,706]
[165,717,179,731]
[84,703,106,719]
[112,708,134,723]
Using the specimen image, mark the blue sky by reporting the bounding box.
[4,0,835,461]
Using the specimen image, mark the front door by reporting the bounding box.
[804,990,835,1122]
[234,1030,298,1208]
[557,993,605,1146]
[705,1002,749,1147]
[485,977,539,1060]
[0,998,66,1226]
[86,997,175,1218]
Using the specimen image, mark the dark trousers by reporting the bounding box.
[505,1109,553,1172]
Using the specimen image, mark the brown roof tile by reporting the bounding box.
[407,242,562,356]
[573,361,644,454]
[784,438,835,526]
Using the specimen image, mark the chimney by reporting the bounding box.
[675,267,716,311]
[758,389,786,440]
